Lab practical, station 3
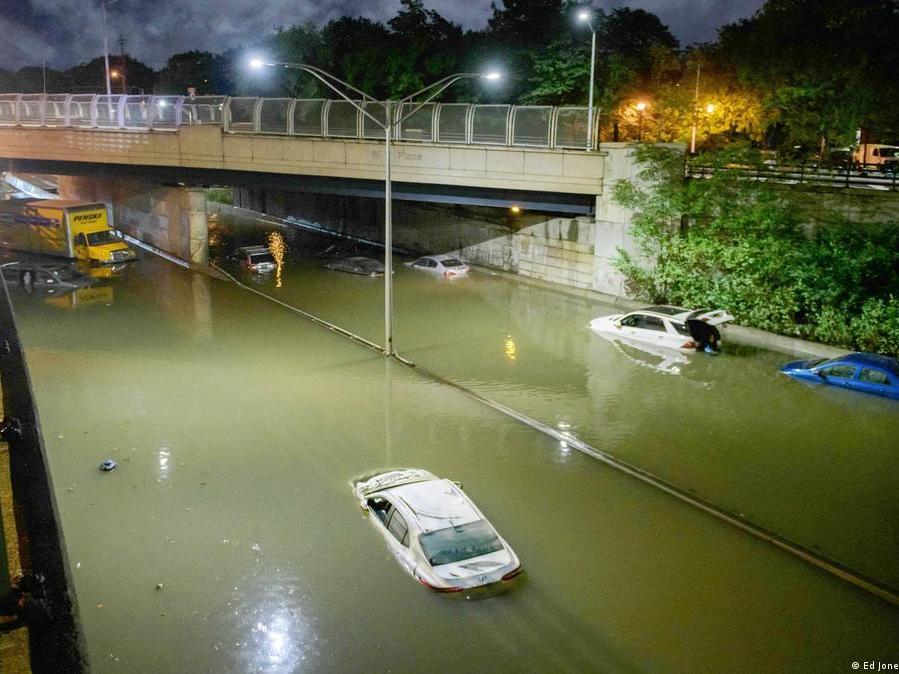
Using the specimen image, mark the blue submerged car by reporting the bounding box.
[780,352,899,400]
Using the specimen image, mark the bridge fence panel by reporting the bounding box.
[362,101,389,140]
[96,95,125,128]
[68,95,97,127]
[258,98,292,135]
[554,107,592,149]
[0,93,606,151]
[122,96,152,128]
[326,100,361,138]
[292,99,325,136]
[436,103,469,144]
[183,96,227,125]
[19,95,44,126]
[398,102,435,142]
[43,95,70,127]
[512,106,552,147]
[226,97,260,132]
[150,96,183,129]
[471,105,511,145]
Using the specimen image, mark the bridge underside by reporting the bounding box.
[2,158,594,215]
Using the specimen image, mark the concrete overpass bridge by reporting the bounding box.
[0,93,643,296]
[0,93,626,214]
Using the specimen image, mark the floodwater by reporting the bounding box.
[7,213,898,672]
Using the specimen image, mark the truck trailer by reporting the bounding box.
[0,199,136,264]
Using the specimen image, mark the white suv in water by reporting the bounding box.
[352,469,522,592]
[589,305,734,353]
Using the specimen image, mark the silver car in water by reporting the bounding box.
[353,469,522,592]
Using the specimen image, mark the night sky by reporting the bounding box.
[1,0,766,71]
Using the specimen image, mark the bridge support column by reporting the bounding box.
[187,188,208,266]
[57,177,209,267]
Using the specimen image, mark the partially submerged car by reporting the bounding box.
[405,255,469,277]
[352,469,521,592]
[589,306,734,354]
[323,256,385,277]
[780,352,899,400]
[230,245,276,273]
[1,260,93,291]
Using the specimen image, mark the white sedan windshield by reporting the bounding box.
[419,520,503,566]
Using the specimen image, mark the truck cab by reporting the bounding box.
[72,227,137,265]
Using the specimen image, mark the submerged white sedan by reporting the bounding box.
[405,255,470,277]
[589,305,734,353]
[352,469,522,592]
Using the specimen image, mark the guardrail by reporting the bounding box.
[0,93,600,150]
[687,161,899,192]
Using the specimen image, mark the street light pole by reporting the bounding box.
[577,10,597,151]
[690,63,701,154]
[249,60,499,356]
[99,0,117,96]
[384,99,393,352]
[635,101,647,141]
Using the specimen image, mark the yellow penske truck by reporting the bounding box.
[0,199,137,265]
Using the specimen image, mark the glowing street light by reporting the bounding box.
[576,8,598,150]
[705,103,716,114]
[249,59,500,356]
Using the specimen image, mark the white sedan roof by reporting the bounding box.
[391,479,480,533]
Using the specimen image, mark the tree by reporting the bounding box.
[155,51,221,96]
[318,17,392,98]
[716,0,899,151]
[386,0,463,98]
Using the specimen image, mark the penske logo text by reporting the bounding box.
[72,211,105,223]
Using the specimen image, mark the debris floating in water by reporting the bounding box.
[251,543,261,552]
[99,459,117,472]
[155,583,164,591]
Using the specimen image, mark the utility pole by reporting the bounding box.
[118,34,128,94]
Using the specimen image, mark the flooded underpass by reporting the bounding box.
[7,212,899,671]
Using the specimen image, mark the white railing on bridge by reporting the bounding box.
[0,93,599,150]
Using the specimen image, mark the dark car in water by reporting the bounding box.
[780,352,899,401]
[323,256,385,277]
[0,260,93,291]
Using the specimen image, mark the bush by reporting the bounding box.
[612,145,899,356]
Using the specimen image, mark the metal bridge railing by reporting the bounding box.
[0,94,600,150]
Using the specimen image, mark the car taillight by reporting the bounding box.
[416,576,463,592]
[501,566,523,582]
[681,341,698,349]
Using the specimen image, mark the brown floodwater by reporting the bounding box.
[7,214,898,672]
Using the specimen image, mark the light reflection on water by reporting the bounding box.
[220,564,319,673]
[7,228,898,671]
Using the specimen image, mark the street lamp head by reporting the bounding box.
[483,72,502,81]
[705,103,716,114]
[578,10,591,21]
[635,101,647,112]
[248,57,267,70]
[110,70,120,78]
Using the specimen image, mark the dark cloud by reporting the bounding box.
[0,0,765,70]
